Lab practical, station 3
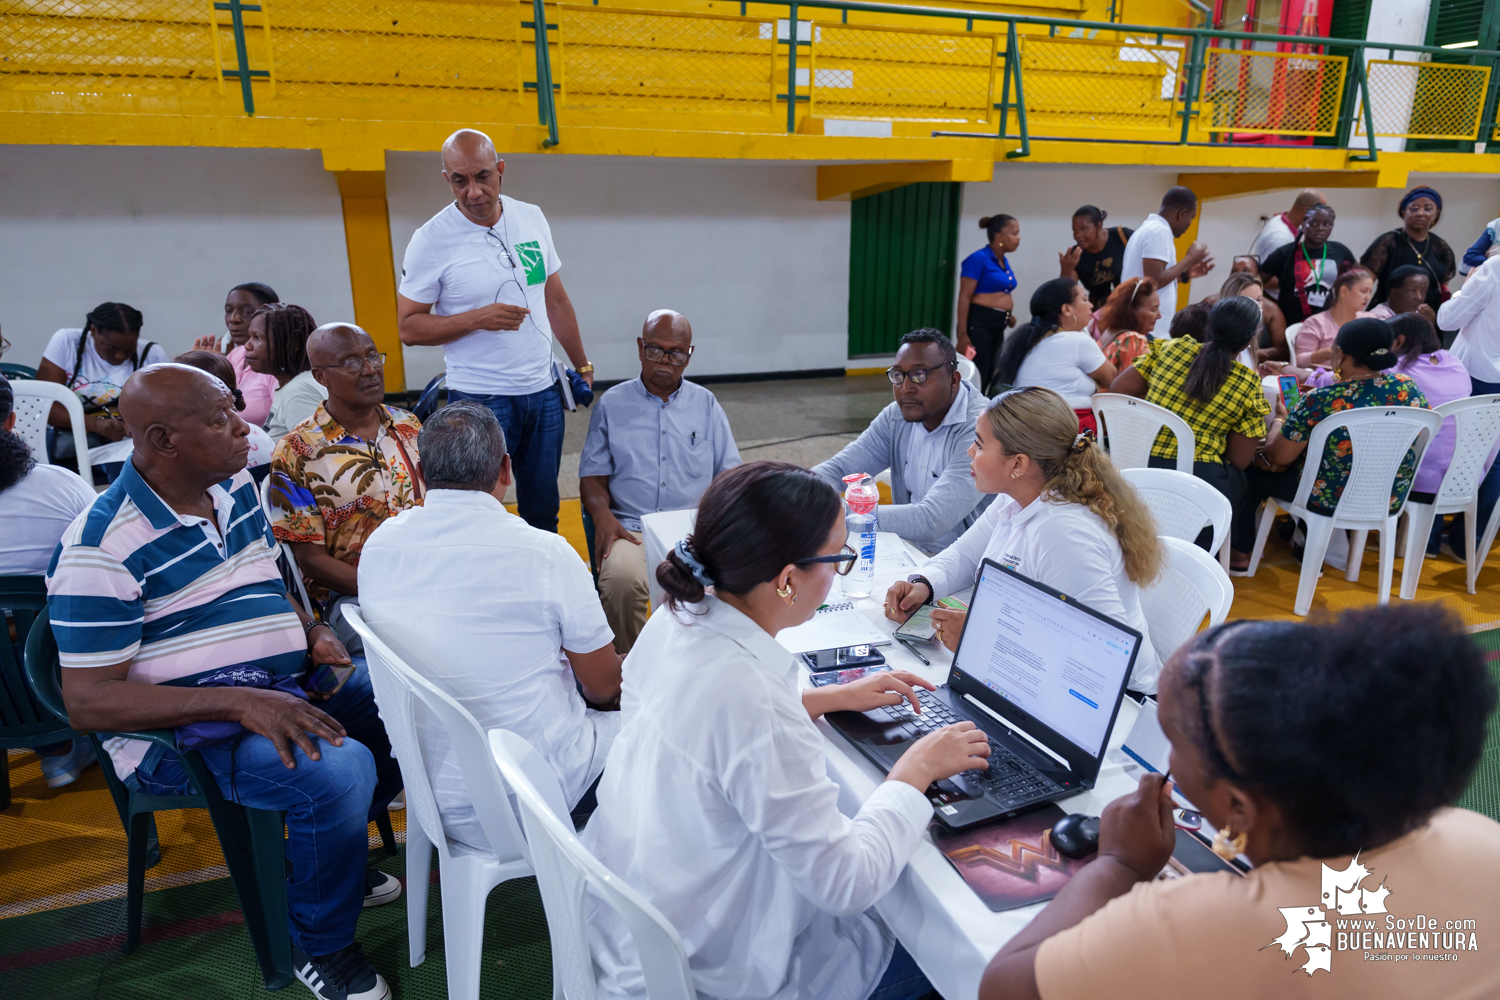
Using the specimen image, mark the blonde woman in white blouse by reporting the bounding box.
[885,387,1166,692]
[583,461,991,1000]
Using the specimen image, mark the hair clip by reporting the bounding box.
[1370,348,1390,355]
[1072,428,1096,453]
[673,539,715,589]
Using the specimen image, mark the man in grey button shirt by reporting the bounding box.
[579,311,741,652]
[813,329,990,555]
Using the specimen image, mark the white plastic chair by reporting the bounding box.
[489,729,696,1000]
[955,356,983,394]
[1139,536,1235,666]
[1286,321,1307,363]
[342,606,543,1000]
[1121,467,1233,569]
[10,379,92,488]
[1092,394,1195,474]
[1399,395,1500,598]
[258,475,314,613]
[1247,406,1442,616]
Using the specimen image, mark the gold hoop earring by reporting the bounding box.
[1211,826,1248,861]
[776,584,796,605]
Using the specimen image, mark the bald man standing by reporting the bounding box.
[48,364,401,1000]
[579,311,740,652]
[396,127,591,534]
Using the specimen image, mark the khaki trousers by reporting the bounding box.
[598,529,649,654]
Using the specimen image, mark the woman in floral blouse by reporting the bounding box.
[1229,317,1429,567]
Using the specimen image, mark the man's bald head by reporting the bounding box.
[1293,189,1327,212]
[120,364,249,487]
[119,363,230,438]
[643,309,692,344]
[441,128,499,169]
[306,323,372,368]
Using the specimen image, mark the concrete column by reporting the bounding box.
[324,152,406,392]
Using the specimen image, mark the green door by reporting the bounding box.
[847,182,963,358]
[1410,0,1498,152]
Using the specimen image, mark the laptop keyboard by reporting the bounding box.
[871,700,1064,808]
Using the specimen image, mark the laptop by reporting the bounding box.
[825,558,1141,830]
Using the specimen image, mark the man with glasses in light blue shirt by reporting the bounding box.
[813,329,991,555]
[579,310,740,652]
[397,128,593,534]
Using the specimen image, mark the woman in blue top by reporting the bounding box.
[958,214,1020,393]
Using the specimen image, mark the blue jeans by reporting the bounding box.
[868,942,935,1000]
[1431,376,1500,553]
[132,660,401,956]
[448,384,565,533]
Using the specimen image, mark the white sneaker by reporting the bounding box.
[387,791,405,811]
[38,739,97,788]
[363,868,402,908]
[292,943,390,1000]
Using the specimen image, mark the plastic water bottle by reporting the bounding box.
[841,473,878,599]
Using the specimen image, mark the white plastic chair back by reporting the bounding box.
[259,475,313,613]
[1286,321,1307,361]
[1289,407,1440,522]
[1091,394,1195,474]
[1139,537,1234,665]
[1120,467,1231,555]
[1260,374,1283,416]
[489,729,696,1000]
[11,380,91,488]
[1432,395,1500,508]
[955,356,983,394]
[342,606,454,872]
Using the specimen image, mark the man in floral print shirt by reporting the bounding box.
[269,323,424,609]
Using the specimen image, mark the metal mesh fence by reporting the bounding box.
[1202,48,1346,136]
[807,22,995,124]
[1019,35,1182,136]
[1357,59,1490,140]
[556,5,775,116]
[0,1,220,97]
[266,1,524,105]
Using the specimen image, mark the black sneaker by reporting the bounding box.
[363,868,402,908]
[292,942,390,1000]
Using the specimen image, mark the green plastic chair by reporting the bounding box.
[0,362,37,380]
[0,576,75,810]
[24,613,295,987]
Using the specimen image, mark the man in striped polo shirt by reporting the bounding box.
[48,364,398,1000]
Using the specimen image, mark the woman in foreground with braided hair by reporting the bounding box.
[885,386,1165,691]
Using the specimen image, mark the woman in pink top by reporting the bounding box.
[192,282,281,427]
[1292,265,1375,366]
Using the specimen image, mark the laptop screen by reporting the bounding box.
[953,561,1139,758]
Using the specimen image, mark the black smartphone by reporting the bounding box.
[302,661,357,698]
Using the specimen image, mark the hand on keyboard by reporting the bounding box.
[887,720,991,794]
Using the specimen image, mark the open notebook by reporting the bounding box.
[776,602,891,655]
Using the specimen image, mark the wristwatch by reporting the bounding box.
[577,362,595,375]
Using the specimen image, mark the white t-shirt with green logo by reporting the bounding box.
[399,196,562,396]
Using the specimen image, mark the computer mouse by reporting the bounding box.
[1050,813,1101,859]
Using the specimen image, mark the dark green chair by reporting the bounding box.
[24,613,295,988]
[0,362,37,380]
[0,576,75,810]
[582,507,600,582]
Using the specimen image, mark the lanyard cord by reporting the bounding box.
[1299,239,1328,291]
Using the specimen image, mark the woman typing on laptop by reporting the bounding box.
[978,603,1500,1000]
[581,461,991,1000]
[884,386,1165,692]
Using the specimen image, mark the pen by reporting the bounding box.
[896,636,930,666]
[691,431,696,446]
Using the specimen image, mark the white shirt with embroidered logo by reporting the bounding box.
[915,493,1162,692]
[398,195,562,396]
[581,595,934,1000]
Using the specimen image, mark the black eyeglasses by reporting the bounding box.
[643,344,694,366]
[312,352,386,374]
[795,545,858,576]
[484,229,517,269]
[886,363,953,385]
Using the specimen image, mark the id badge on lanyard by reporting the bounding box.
[1306,286,1329,309]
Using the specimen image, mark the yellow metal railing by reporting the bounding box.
[1202,48,1346,137]
[1357,60,1492,141]
[3,0,1500,153]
